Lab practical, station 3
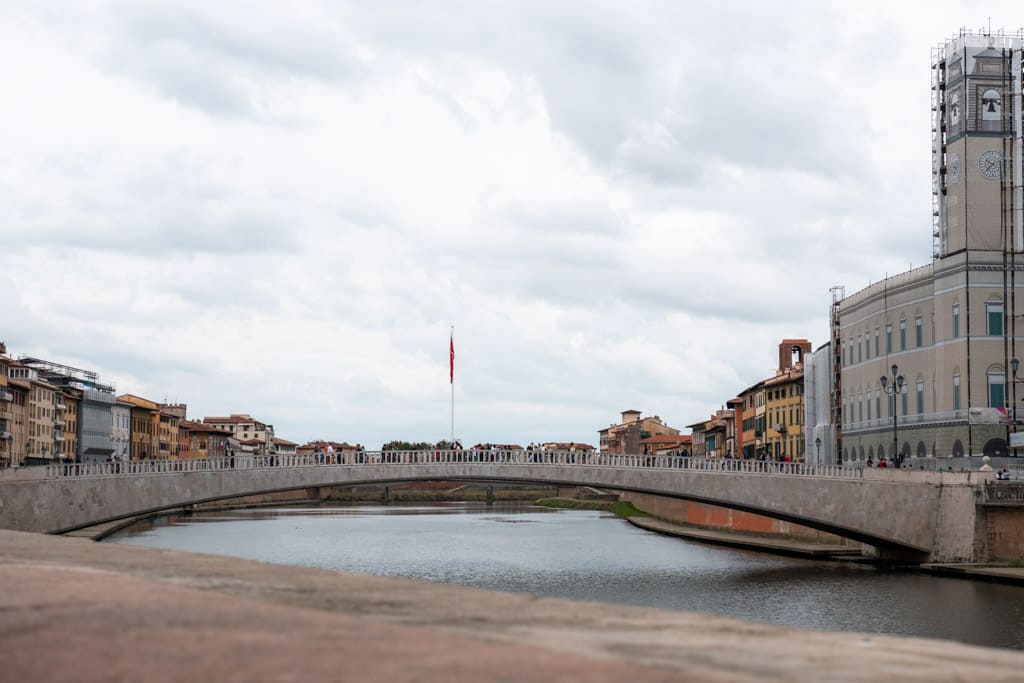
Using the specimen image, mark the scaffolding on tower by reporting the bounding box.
[830,285,845,464]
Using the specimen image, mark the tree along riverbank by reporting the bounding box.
[532,497,650,518]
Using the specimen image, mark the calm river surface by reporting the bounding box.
[109,502,1024,649]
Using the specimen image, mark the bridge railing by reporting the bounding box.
[23,451,865,481]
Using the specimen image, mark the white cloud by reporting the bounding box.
[1,1,1019,446]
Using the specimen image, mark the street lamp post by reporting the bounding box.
[815,436,822,464]
[880,364,906,467]
[1010,358,1023,456]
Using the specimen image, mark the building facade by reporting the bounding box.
[804,342,837,464]
[735,381,766,459]
[118,394,159,460]
[838,31,1024,462]
[61,389,81,461]
[179,421,232,459]
[599,410,681,454]
[111,400,131,462]
[202,414,275,455]
[18,356,115,462]
[0,345,12,466]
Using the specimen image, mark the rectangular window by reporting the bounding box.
[867,397,871,420]
[915,316,923,347]
[916,380,924,414]
[989,373,1006,409]
[874,329,880,356]
[858,401,863,422]
[886,324,892,353]
[952,304,960,338]
[953,375,961,411]
[988,303,1004,336]
[875,391,881,419]
[899,319,907,350]
[857,335,862,363]
[901,392,909,416]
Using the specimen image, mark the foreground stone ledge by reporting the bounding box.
[1,530,1022,682]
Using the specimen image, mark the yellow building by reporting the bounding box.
[118,394,158,460]
[61,389,81,461]
[763,340,812,461]
[178,420,232,459]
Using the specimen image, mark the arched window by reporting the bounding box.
[981,88,1002,131]
[988,367,1006,409]
[950,91,961,126]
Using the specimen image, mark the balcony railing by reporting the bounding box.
[0,431,12,440]
[54,397,65,408]
[0,390,12,402]
[53,432,65,441]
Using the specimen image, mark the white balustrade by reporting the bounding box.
[20,449,869,482]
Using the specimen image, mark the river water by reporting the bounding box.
[108,502,1024,649]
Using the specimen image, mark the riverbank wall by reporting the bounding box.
[616,491,853,546]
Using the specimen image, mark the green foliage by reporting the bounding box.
[533,498,650,519]
[380,441,435,451]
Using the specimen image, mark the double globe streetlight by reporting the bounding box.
[880,363,905,466]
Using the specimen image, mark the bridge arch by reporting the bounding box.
[0,452,989,562]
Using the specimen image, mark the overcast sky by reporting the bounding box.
[1,2,1019,448]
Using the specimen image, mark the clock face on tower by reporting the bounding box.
[979,150,1004,180]
[949,153,961,184]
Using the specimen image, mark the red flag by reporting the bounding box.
[449,332,455,384]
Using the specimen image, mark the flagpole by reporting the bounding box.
[450,324,455,447]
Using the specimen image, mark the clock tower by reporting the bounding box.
[933,32,1023,257]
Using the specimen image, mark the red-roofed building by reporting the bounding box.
[202,414,275,456]
[599,410,681,454]
[640,434,691,456]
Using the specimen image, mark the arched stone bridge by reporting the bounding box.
[0,451,996,562]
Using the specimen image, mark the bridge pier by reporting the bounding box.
[382,486,390,504]
[486,485,494,504]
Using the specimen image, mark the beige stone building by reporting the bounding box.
[8,364,60,464]
[599,410,681,454]
[203,414,275,455]
[837,32,1024,462]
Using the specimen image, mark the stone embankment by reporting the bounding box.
[3,529,1024,682]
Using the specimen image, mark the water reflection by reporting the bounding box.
[109,502,1024,649]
